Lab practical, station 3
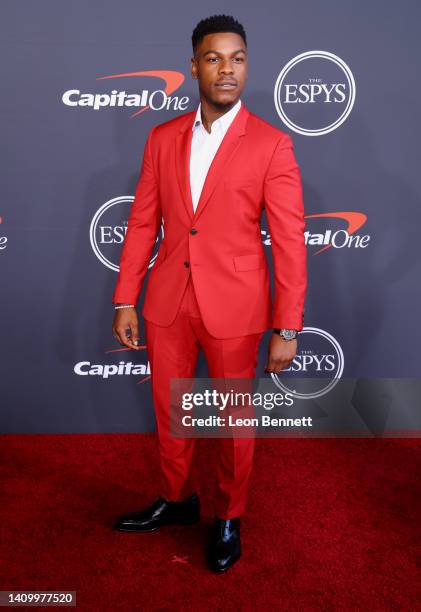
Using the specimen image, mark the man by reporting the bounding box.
[111,14,307,572]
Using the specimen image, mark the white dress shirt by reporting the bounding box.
[189,98,242,213]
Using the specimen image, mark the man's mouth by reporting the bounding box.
[215,82,237,89]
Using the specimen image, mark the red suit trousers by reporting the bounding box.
[144,274,263,519]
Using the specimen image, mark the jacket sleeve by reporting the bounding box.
[263,133,307,330]
[112,126,162,306]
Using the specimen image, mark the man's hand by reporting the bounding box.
[112,308,141,350]
[264,334,297,374]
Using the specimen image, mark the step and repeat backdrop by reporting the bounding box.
[2,1,420,433]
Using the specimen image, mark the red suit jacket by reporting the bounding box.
[112,101,307,339]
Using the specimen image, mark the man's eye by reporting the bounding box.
[207,56,244,63]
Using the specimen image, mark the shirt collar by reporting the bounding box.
[192,98,242,133]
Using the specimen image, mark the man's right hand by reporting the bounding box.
[112,307,141,350]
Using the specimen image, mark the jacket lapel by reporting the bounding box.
[175,102,250,223]
[175,115,195,221]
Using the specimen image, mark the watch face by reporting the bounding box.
[281,329,297,340]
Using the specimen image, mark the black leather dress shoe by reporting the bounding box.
[207,517,241,572]
[113,493,200,532]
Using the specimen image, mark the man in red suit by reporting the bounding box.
[112,14,307,572]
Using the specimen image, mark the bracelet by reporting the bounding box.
[114,304,135,310]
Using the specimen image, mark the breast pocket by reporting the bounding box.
[225,178,256,191]
[233,252,266,272]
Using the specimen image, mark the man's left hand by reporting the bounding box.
[264,334,297,374]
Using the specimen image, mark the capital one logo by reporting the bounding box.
[62,70,189,118]
[74,359,150,380]
[0,216,7,252]
[90,196,164,271]
[271,327,344,399]
[74,338,153,384]
[261,211,370,255]
[274,51,356,136]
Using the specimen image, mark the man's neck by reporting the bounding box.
[199,98,240,134]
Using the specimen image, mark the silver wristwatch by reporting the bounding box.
[273,328,298,341]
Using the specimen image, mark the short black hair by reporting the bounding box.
[192,14,247,53]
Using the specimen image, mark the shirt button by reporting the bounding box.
[184,261,190,268]
[190,228,198,235]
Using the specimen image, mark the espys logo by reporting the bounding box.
[89,196,164,271]
[274,51,356,136]
[0,216,7,252]
[271,327,344,399]
[62,70,189,117]
[261,211,370,255]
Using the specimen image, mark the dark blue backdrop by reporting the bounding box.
[1,1,420,432]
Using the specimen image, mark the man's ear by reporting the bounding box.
[191,56,198,80]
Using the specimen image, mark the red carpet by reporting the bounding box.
[0,434,419,610]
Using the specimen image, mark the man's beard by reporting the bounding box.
[210,99,236,111]
[202,91,238,112]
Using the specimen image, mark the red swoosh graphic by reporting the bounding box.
[105,346,147,353]
[96,70,185,118]
[104,345,150,383]
[304,211,367,255]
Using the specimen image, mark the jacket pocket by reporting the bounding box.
[233,252,266,272]
[225,178,256,190]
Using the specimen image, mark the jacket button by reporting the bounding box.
[184,261,190,268]
[190,228,198,235]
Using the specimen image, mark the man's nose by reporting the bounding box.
[219,60,234,74]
